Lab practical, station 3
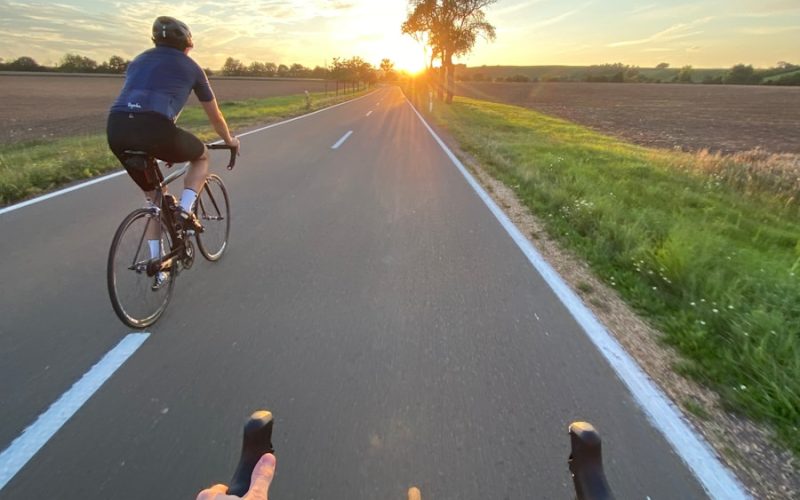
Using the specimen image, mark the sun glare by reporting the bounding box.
[386,38,427,74]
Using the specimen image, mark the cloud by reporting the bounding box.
[0,0,362,66]
[493,0,548,17]
[528,2,592,30]
[608,16,714,47]
[740,25,800,35]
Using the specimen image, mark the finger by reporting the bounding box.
[243,453,276,499]
[196,484,229,500]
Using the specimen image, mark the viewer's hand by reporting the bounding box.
[196,453,276,500]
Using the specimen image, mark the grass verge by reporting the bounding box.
[428,96,800,455]
[0,89,369,206]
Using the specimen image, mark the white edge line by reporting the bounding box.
[0,171,127,216]
[405,97,749,500]
[0,333,150,491]
[0,90,380,217]
[331,130,354,150]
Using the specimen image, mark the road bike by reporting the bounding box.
[219,411,613,499]
[107,145,238,328]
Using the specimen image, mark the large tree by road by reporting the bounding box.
[402,0,497,103]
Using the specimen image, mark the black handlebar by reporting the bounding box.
[226,411,275,497]
[207,144,239,170]
[569,422,613,500]
[223,413,613,498]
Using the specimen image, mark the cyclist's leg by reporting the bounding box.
[153,126,207,213]
[107,113,165,259]
[185,146,209,192]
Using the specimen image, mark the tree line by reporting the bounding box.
[0,54,403,84]
[0,54,131,74]
[458,62,800,86]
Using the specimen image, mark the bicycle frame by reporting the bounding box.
[140,162,189,278]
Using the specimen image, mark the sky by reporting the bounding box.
[1,0,798,71]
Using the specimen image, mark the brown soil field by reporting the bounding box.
[0,74,336,144]
[455,81,800,154]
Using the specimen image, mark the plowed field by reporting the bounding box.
[455,81,800,154]
[0,74,334,144]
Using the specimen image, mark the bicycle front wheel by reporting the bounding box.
[107,208,175,328]
[195,174,230,261]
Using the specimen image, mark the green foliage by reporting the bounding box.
[1,56,44,71]
[763,69,800,86]
[221,57,246,76]
[675,65,694,83]
[725,64,762,85]
[455,65,730,84]
[59,53,98,73]
[429,97,800,455]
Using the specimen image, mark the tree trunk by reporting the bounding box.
[437,65,445,101]
[445,53,455,104]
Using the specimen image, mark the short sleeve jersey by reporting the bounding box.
[110,45,214,121]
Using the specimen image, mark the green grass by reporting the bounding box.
[428,96,800,455]
[0,89,369,206]
[763,68,800,82]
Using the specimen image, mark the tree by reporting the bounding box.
[656,62,669,69]
[289,63,307,77]
[5,56,42,71]
[247,61,266,76]
[724,64,760,85]
[402,0,497,103]
[221,57,245,76]
[310,65,327,78]
[59,53,97,73]
[106,55,129,73]
[676,65,693,83]
[264,62,277,77]
[277,64,289,77]
[380,58,396,81]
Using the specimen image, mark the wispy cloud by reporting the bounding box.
[629,3,657,15]
[608,16,714,47]
[740,25,800,35]
[528,1,592,30]
[493,0,548,17]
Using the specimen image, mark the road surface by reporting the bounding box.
[0,87,713,498]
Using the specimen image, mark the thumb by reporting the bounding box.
[196,484,229,500]
[244,453,276,500]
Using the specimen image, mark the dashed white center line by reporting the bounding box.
[0,333,150,491]
[366,110,373,117]
[331,130,354,150]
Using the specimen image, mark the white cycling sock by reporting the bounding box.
[148,240,161,259]
[180,188,198,212]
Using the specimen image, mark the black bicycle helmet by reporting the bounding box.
[152,16,194,50]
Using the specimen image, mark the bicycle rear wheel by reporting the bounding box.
[107,208,175,328]
[195,174,230,261]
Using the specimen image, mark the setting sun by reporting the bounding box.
[381,38,428,74]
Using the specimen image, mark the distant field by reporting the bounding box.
[0,73,339,144]
[455,81,800,154]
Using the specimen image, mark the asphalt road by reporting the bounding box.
[0,87,709,498]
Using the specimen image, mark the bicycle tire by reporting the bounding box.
[107,208,175,328]
[195,174,230,261]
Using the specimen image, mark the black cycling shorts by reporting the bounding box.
[107,112,205,191]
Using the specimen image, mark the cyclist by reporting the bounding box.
[197,453,276,500]
[106,16,240,289]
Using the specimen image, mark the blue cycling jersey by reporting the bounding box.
[110,46,214,121]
